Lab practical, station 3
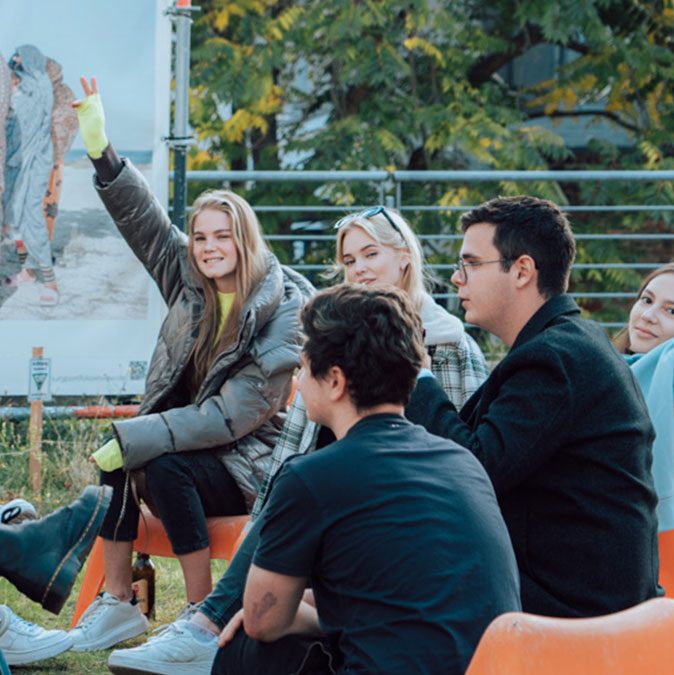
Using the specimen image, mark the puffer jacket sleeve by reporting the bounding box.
[112,285,304,472]
[94,158,187,306]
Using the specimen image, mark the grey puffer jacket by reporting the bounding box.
[96,160,313,510]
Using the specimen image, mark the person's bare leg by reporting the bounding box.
[192,611,220,635]
[102,539,134,601]
[177,547,212,604]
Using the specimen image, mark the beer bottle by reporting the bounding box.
[131,553,155,619]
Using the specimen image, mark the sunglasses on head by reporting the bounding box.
[334,206,403,237]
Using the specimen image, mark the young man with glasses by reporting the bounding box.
[409,195,661,618]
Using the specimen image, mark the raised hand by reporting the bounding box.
[72,76,98,108]
[72,76,108,159]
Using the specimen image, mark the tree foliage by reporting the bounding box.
[186,0,674,322]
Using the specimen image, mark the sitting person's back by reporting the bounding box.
[258,413,520,674]
[214,284,520,675]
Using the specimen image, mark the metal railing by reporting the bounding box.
[173,169,674,329]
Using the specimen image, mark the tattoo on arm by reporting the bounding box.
[252,592,278,622]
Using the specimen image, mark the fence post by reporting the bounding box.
[168,0,197,231]
[28,347,44,493]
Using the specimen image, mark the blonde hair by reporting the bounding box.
[187,189,269,388]
[614,262,674,354]
[333,208,430,309]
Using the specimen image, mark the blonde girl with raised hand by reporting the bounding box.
[67,78,312,653]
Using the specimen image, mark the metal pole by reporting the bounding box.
[168,0,198,230]
[28,347,43,493]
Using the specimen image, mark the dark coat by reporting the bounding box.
[407,294,661,617]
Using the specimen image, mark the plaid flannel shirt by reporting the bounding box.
[250,332,489,519]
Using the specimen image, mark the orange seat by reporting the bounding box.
[466,598,674,675]
[659,529,674,597]
[70,509,249,627]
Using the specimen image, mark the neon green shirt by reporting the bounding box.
[215,292,236,343]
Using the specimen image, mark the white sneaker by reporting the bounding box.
[69,592,149,652]
[0,605,72,665]
[0,498,37,525]
[107,619,217,675]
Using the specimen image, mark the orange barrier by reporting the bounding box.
[466,597,674,675]
[72,405,140,418]
[659,529,674,597]
[0,405,140,420]
[70,508,249,628]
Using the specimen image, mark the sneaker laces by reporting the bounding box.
[144,605,197,643]
[73,593,115,629]
[144,619,187,644]
[175,602,199,622]
[6,610,42,635]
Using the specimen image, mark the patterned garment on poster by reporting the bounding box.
[5,44,54,269]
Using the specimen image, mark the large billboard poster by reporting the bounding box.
[0,0,171,395]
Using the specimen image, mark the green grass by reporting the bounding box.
[0,414,229,673]
[0,558,230,673]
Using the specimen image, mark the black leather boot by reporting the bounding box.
[0,485,112,614]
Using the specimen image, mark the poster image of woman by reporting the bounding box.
[3,44,58,306]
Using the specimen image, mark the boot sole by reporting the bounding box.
[41,485,113,614]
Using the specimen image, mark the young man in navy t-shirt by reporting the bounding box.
[214,284,520,674]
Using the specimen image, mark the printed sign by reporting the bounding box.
[0,0,171,395]
[28,356,51,401]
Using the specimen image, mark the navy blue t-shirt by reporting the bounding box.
[254,414,520,674]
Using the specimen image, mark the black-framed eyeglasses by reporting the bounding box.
[451,258,513,284]
[333,206,403,237]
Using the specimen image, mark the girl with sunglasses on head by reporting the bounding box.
[332,206,488,403]
[67,78,312,654]
[615,263,674,537]
[250,207,489,516]
[251,207,489,509]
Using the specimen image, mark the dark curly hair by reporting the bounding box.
[301,284,425,409]
[460,195,576,298]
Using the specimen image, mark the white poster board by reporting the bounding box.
[0,0,171,395]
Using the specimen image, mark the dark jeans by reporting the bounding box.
[211,629,338,675]
[99,451,247,555]
[200,503,264,627]
[0,648,9,675]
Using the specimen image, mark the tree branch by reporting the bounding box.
[526,108,640,134]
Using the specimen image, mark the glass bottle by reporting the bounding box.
[131,553,155,619]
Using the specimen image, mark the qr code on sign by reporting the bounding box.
[129,361,148,380]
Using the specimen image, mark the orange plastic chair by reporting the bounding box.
[70,509,249,627]
[659,529,674,597]
[466,598,674,675]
